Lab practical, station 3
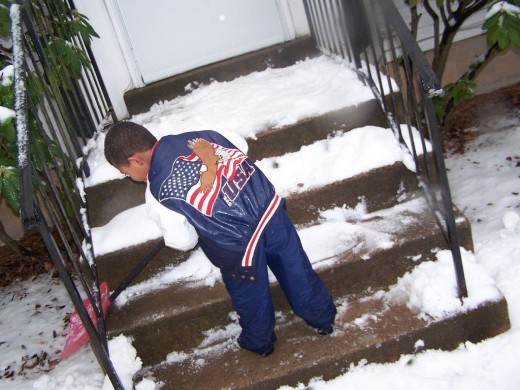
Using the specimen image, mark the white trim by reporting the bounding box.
[276,0,297,40]
[103,0,144,88]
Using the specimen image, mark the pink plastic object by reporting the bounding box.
[60,281,112,360]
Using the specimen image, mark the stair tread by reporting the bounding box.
[87,98,388,229]
[95,159,421,285]
[105,200,473,362]
[141,291,509,390]
[124,37,320,116]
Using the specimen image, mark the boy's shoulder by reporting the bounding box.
[161,130,234,149]
[159,130,218,141]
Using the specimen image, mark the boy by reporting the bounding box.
[104,121,336,357]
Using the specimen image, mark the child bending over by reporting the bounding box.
[104,122,336,357]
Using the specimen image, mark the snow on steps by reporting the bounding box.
[85,97,391,229]
[90,96,417,286]
[140,294,509,390]
[84,38,511,388]
[104,199,475,367]
[93,147,442,289]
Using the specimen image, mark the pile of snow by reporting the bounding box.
[90,124,426,256]
[386,248,502,321]
[0,65,15,123]
[82,55,374,188]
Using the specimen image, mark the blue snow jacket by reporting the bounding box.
[148,130,282,270]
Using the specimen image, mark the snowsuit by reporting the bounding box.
[147,130,336,354]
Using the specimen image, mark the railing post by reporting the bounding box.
[423,95,468,299]
[377,0,468,299]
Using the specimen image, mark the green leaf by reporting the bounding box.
[0,3,10,37]
[434,73,476,124]
[497,28,510,50]
[0,157,16,166]
[487,25,498,46]
[484,5,520,51]
[0,83,15,108]
[483,13,500,30]
[510,25,520,48]
[0,165,20,212]
[75,11,100,43]
[0,117,16,143]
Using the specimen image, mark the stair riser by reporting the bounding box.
[124,38,320,116]
[321,218,473,300]
[86,178,146,229]
[96,161,422,288]
[97,241,187,293]
[246,99,388,161]
[87,98,388,229]
[108,292,234,367]
[236,298,511,390]
[107,216,472,367]
[288,162,420,226]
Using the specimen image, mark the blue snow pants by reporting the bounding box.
[221,206,337,355]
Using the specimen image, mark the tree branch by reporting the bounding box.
[446,0,455,20]
[437,0,449,26]
[410,3,421,40]
[433,0,488,80]
[423,0,441,63]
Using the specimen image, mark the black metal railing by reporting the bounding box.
[10,0,124,388]
[12,0,169,386]
[303,0,467,299]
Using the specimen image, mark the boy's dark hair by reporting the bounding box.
[104,121,157,167]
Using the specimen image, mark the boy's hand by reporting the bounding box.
[188,138,218,193]
[200,168,216,193]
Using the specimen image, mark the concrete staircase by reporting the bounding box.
[86,38,510,389]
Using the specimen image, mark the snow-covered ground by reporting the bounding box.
[1,56,519,389]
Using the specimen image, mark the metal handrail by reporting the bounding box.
[303,0,467,299]
[12,1,168,386]
[11,1,123,388]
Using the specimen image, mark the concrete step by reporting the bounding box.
[104,200,474,367]
[124,37,320,116]
[95,159,424,289]
[246,99,389,161]
[141,294,509,390]
[86,97,389,229]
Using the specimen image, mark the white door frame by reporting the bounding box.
[103,0,297,88]
[103,0,145,87]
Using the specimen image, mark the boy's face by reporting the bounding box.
[117,153,150,182]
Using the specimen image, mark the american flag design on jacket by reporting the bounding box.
[157,143,247,216]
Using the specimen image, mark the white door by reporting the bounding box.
[114,0,288,84]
